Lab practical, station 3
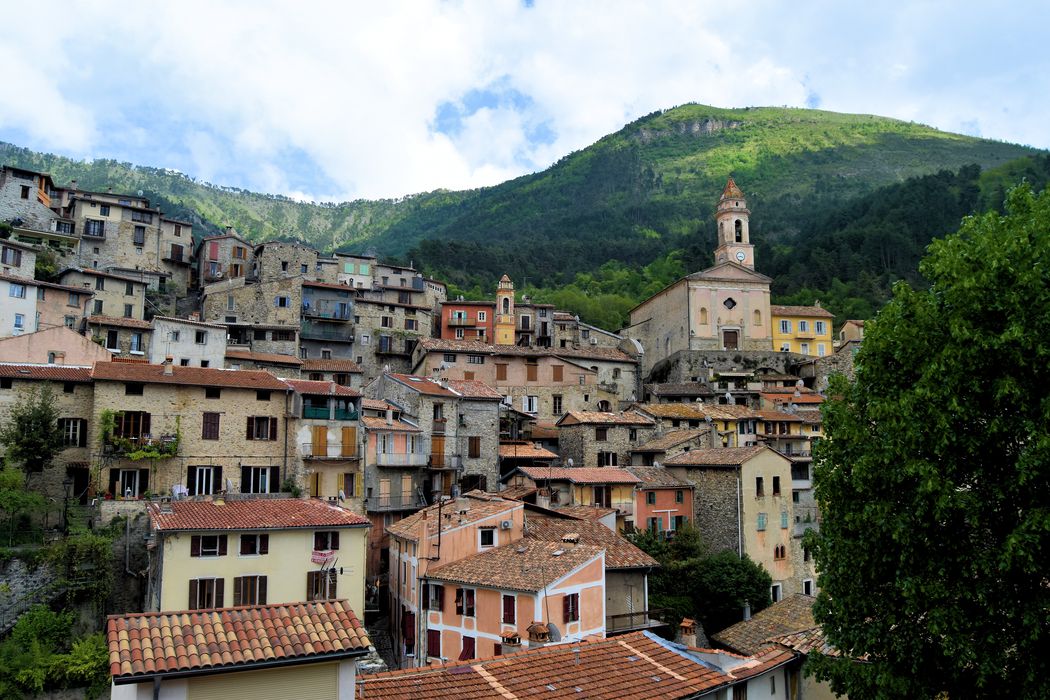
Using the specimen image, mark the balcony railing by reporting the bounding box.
[432,418,447,435]
[301,321,354,342]
[428,454,462,470]
[614,501,633,516]
[376,452,429,468]
[606,609,668,634]
[446,317,476,327]
[303,305,353,321]
[366,493,424,511]
[301,443,360,460]
[302,406,359,420]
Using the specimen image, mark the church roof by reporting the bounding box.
[686,260,773,284]
[499,274,512,283]
[720,177,745,201]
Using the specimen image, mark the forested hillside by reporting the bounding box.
[2,104,1043,328]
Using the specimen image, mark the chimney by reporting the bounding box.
[189,311,200,321]
[163,356,174,376]
[679,618,697,648]
[561,533,580,550]
[69,180,78,191]
[526,621,550,646]
[743,601,751,621]
[385,408,393,425]
[329,381,337,395]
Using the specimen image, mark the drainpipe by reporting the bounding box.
[736,470,743,557]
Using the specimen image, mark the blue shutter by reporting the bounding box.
[757,512,767,531]
[781,511,789,529]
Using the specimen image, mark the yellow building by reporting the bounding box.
[146,498,370,616]
[505,466,640,530]
[494,274,516,345]
[108,600,370,700]
[770,304,834,357]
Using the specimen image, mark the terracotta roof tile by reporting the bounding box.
[632,429,709,452]
[91,361,289,390]
[556,410,654,426]
[514,467,641,484]
[768,626,846,658]
[427,538,604,591]
[498,485,538,500]
[358,630,739,699]
[417,337,636,363]
[761,392,823,405]
[284,379,361,397]
[361,416,420,432]
[626,467,694,489]
[147,498,369,531]
[634,403,707,420]
[387,493,520,542]
[302,358,363,373]
[525,514,658,569]
[362,398,394,411]
[711,594,817,655]
[550,503,617,521]
[225,349,303,366]
[663,446,771,467]
[0,363,92,382]
[87,314,152,330]
[387,373,503,400]
[770,304,835,319]
[753,409,803,422]
[498,442,558,460]
[107,600,369,680]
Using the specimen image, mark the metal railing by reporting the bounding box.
[376,452,429,467]
[302,306,353,321]
[428,454,462,470]
[606,608,667,633]
[301,442,360,459]
[301,321,354,342]
[366,493,424,511]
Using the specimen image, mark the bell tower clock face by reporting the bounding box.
[735,251,747,263]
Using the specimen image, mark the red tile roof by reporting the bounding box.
[284,379,361,397]
[147,498,369,531]
[302,358,363,373]
[627,466,694,489]
[416,337,636,363]
[361,415,420,432]
[427,538,604,592]
[357,630,753,699]
[498,442,558,460]
[550,503,617,521]
[711,594,817,655]
[664,446,773,467]
[514,467,642,484]
[107,600,370,681]
[92,361,289,390]
[303,280,355,291]
[770,304,835,319]
[387,373,503,400]
[525,514,658,569]
[0,363,92,382]
[87,314,152,330]
[754,409,803,422]
[60,267,146,284]
[555,410,654,427]
[632,429,709,452]
[386,492,519,542]
[362,398,394,411]
[225,349,303,366]
[761,392,823,405]
[150,315,227,329]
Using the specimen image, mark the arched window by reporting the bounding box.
[597,400,610,411]
[753,309,762,326]
[734,219,743,242]
[700,308,708,325]
[502,297,510,314]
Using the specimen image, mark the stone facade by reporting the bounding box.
[85,317,152,358]
[557,420,656,468]
[252,240,318,282]
[648,349,806,385]
[68,194,168,286]
[300,282,356,361]
[195,230,253,287]
[670,466,740,554]
[354,299,429,378]
[59,268,148,321]
[203,276,302,328]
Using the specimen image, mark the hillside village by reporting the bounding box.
[1,164,868,698]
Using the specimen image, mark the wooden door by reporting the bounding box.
[723,329,739,350]
[309,472,321,498]
[431,435,445,468]
[311,425,328,457]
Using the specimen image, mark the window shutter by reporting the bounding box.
[422,583,430,610]
[503,595,513,623]
[214,466,222,491]
[214,578,224,608]
[455,588,464,615]
[330,531,339,550]
[78,419,88,447]
[435,585,444,612]
[563,595,570,623]
[269,417,278,440]
[314,532,323,550]
[259,534,269,554]
[240,466,250,493]
[269,466,280,492]
[258,576,267,605]
[189,579,198,608]
[141,413,151,436]
[208,241,219,260]
[478,476,488,492]
[218,535,228,556]
[187,466,197,495]
[138,469,149,495]
[190,535,201,557]
[108,469,119,496]
[306,572,316,602]
[239,535,250,556]
[246,417,254,440]
[354,474,362,497]
[233,577,242,607]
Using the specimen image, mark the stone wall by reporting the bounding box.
[799,346,856,392]
[674,465,740,554]
[0,557,59,634]
[501,384,618,425]
[558,423,655,468]
[354,301,428,378]
[647,349,808,384]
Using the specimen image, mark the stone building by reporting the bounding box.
[194,228,254,288]
[664,445,813,602]
[224,348,303,378]
[286,379,363,508]
[148,316,228,367]
[555,410,656,468]
[300,280,356,362]
[552,311,624,350]
[353,297,430,378]
[85,315,152,357]
[301,358,363,388]
[0,165,76,250]
[59,267,148,322]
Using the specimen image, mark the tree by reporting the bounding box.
[0,384,64,476]
[0,465,46,545]
[808,184,1050,699]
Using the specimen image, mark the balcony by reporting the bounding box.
[204,270,225,283]
[376,452,429,468]
[613,501,634,516]
[446,317,476,327]
[606,609,668,635]
[366,492,424,511]
[301,321,354,343]
[428,454,462,470]
[302,405,359,420]
[303,305,352,321]
[431,418,446,435]
[598,382,619,394]
[301,443,360,460]
[81,222,110,239]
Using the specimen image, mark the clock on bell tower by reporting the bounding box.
[713,177,755,269]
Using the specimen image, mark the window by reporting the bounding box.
[443,353,456,363]
[479,527,496,548]
[803,579,813,596]
[121,303,133,319]
[774,544,786,560]
[306,569,337,601]
[19,185,29,199]
[455,588,476,616]
[815,320,826,335]
[314,531,340,551]
[246,416,278,441]
[676,489,684,503]
[424,583,444,611]
[757,512,767,531]
[733,682,748,700]
[595,427,608,441]
[232,575,267,606]
[274,295,290,308]
[459,635,475,661]
[188,578,224,610]
[195,330,207,344]
[800,342,810,355]
[1,246,22,267]
[552,365,563,382]
[818,343,826,357]
[563,593,580,623]
[523,396,537,413]
[124,382,144,396]
[93,299,104,315]
[597,451,618,466]
[9,283,26,299]
[467,354,484,364]
[0,378,10,389]
[113,410,149,438]
[502,594,515,624]
[781,511,789,529]
[455,328,464,339]
[186,465,221,495]
[273,330,295,342]
[301,263,308,274]
[468,436,481,459]
[770,583,782,602]
[552,394,562,414]
[495,363,507,381]
[63,382,75,394]
[64,316,75,328]
[646,491,656,505]
[129,332,143,352]
[13,313,24,331]
[803,546,811,562]
[477,311,487,321]
[58,418,87,447]
[755,476,764,497]
[525,363,537,382]
[241,465,279,494]
[84,219,105,238]
[132,226,146,245]
[798,320,809,333]
[200,360,210,368]
[779,319,791,333]
[404,318,418,331]
[200,412,221,440]
[427,629,441,659]
[772,476,781,496]
[190,534,228,558]
[131,210,152,224]
[723,297,737,310]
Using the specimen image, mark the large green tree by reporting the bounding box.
[808,184,1050,698]
[0,384,64,476]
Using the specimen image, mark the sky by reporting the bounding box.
[0,1,1047,202]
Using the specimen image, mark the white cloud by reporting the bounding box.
[0,0,1046,200]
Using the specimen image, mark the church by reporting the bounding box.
[626,178,775,376]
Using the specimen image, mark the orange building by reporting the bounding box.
[627,466,694,535]
[439,299,495,342]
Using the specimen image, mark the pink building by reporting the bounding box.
[627,466,694,535]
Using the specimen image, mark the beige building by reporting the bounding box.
[0,326,111,366]
[59,267,148,321]
[148,316,228,367]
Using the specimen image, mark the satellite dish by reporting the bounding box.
[796,379,804,389]
[383,364,391,373]
[724,391,733,403]
[226,478,234,493]
[567,458,574,468]
[705,416,713,423]
[653,461,661,468]
[547,622,562,642]
[137,189,144,197]
[338,490,346,501]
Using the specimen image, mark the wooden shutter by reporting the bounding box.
[312,425,328,457]
[189,579,199,608]
[141,412,151,437]
[469,437,481,459]
[269,417,278,441]
[259,534,269,554]
[191,535,201,557]
[246,417,254,440]
[455,588,464,615]
[461,636,475,660]
[314,532,324,550]
[208,241,219,260]
[187,466,197,495]
[232,576,243,607]
[268,466,279,492]
[503,595,515,624]
[138,469,149,495]
[78,419,88,447]
[496,364,507,380]
[341,427,357,457]
[466,589,475,616]
[239,535,250,555]
[330,531,339,550]
[258,576,267,605]
[218,535,228,556]
[240,465,251,493]
[108,469,119,496]
[526,364,537,382]
[552,365,563,382]
[422,583,430,610]
[427,629,440,659]
[214,578,224,608]
[306,572,317,602]
[563,595,571,623]
[213,466,222,492]
[435,584,444,612]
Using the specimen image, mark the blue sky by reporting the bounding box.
[0,1,1047,201]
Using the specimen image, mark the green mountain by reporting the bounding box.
[1,104,1043,328]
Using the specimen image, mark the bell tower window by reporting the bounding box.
[735,219,743,242]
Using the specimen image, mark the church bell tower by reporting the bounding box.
[714,177,755,269]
